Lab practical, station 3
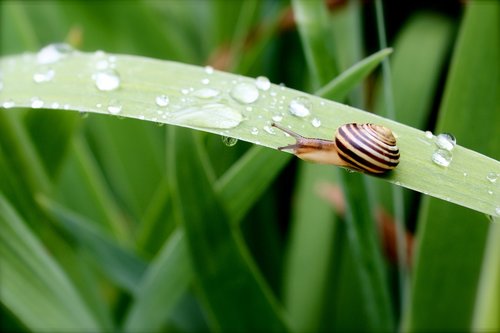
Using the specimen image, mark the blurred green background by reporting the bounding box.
[0,1,498,332]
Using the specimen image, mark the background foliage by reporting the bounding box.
[0,1,499,332]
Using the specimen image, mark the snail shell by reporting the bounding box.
[271,122,400,174]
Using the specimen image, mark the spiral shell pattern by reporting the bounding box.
[335,123,400,173]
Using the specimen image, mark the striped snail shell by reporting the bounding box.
[271,122,400,174]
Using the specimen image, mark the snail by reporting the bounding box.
[271,122,400,174]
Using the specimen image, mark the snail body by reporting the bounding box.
[271,122,399,174]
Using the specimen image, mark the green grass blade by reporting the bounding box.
[37,196,147,293]
[0,194,102,332]
[167,127,289,332]
[215,145,290,224]
[283,163,338,332]
[123,229,191,333]
[315,48,392,100]
[407,2,499,331]
[1,50,499,216]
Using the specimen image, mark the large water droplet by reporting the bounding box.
[230,82,259,104]
[311,118,321,128]
[486,172,498,183]
[255,76,271,91]
[31,97,44,109]
[222,136,238,147]
[173,103,242,129]
[107,99,122,114]
[191,88,220,99]
[155,94,170,107]
[435,133,456,151]
[37,43,74,64]
[33,67,55,83]
[289,97,311,117]
[432,149,452,167]
[94,69,120,91]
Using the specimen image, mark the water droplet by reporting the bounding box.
[107,100,122,114]
[230,82,259,104]
[487,190,493,195]
[425,131,433,139]
[33,67,55,83]
[51,102,60,108]
[486,172,498,183]
[31,97,44,109]
[36,43,73,64]
[181,88,190,95]
[155,94,170,107]
[263,125,275,135]
[201,78,210,85]
[432,149,452,167]
[96,103,102,108]
[255,76,271,91]
[2,99,15,108]
[222,136,238,147]
[204,66,214,74]
[272,114,283,122]
[289,97,311,117]
[173,103,242,129]
[311,118,321,128]
[251,127,259,135]
[463,172,468,177]
[191,88,220,99]
[496,207,500,217]
[94,69,120,91]
[435,133,456,151]
[80,112,89,119]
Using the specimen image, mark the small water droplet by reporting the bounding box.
[2,99,15,108]
[463,172,468,177]
[80,111,89,119]
[191,88,220,99]
[425,131,433,139]
[487,190,493,195]
[222,136,238,147]
[204,66,214,74]
[50,102,60,108]
[230,82,259,104]
[251,127,259,135]
[173,103,242,129]
[33,67,55,83]
[289,96,311,117]
[181,88,190,95]
[95,59,110,70]
[435,133,456,151]
[201,78,210,85]
[272,114,283,122]
[96,103,102,108]
[94,69,120,91]
[255,76,271,91]
[107,99,122,114]
[36,43,74,64]
[486,172,498,183]
[31,97,44,109]
[432,149,452,167]
[496,207,500,217]
[311,118,321,128]
[263,125,275,135]
[155,94,170,107]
